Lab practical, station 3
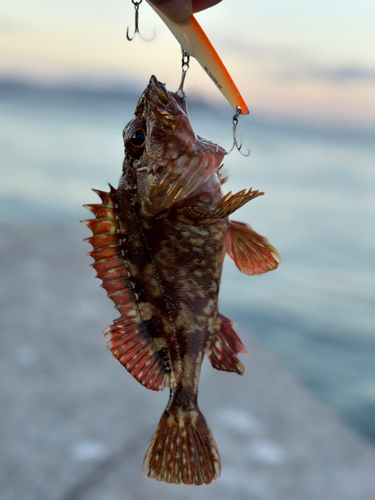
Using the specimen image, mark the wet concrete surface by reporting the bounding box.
[1,222,375,500]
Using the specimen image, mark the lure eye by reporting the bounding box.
[130,129,146,147]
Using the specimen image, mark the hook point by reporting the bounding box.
[126,27,134,41]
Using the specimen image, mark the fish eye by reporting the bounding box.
[130,129,146,147]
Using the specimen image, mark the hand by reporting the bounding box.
[148,0,222,24]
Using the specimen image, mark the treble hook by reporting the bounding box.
[176,49,190,99]
[127,0,142,41]
[228,106,250,156]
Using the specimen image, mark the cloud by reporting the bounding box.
[279,65,375,84]
[220,39,375,85]
[220,38,305,66]
[316,66,375,82]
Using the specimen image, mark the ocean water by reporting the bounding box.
[1,83,375,442]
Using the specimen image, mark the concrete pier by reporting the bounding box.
[1,223,375,500]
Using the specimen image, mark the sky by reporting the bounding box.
[1,0,375,127]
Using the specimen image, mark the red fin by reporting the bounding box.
[227,220,280,275]
[208,313,247,375]
[183,188,263,224]
[143,407,221,485]
[81,188,168,391]
[142,139,225,216]
[104,319,168,391]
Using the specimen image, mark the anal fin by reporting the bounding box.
[227,219,280,275]
[207,313,247,375]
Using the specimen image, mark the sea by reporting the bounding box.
[1,80,375,443]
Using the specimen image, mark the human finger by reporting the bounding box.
[148,0,192,24]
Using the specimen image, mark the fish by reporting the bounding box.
[82,75,280,485]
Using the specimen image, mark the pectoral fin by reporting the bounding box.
[227,220,280,275]
[142,137,225,216]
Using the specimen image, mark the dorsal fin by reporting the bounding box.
[81,186,168,391]
[226,220,280,275]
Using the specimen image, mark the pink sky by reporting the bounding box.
[1,0,374,127]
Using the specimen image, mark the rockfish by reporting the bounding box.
[82,76,279,485]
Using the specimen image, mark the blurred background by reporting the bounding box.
[1,0,375,498]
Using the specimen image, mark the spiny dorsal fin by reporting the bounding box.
[182,188,263,224]
[227,220,280,275]
[207,313,247,375]
[81,187,168,391]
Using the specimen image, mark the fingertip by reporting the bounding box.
[149,0,192,23]
[192,0,222,15]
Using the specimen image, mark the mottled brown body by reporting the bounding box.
[117,175,227,397]
[82,76,280,485]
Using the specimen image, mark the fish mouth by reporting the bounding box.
[149,75,170,104]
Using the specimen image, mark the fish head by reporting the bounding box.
[121,75,226,216]
[123,75,195,172]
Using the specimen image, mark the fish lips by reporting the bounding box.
[144,76,189,125]
[148,75,188,113]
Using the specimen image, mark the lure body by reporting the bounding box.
[146,0,249,114]
[83,76,279,484]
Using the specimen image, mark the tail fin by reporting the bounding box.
[143,407,221,485]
